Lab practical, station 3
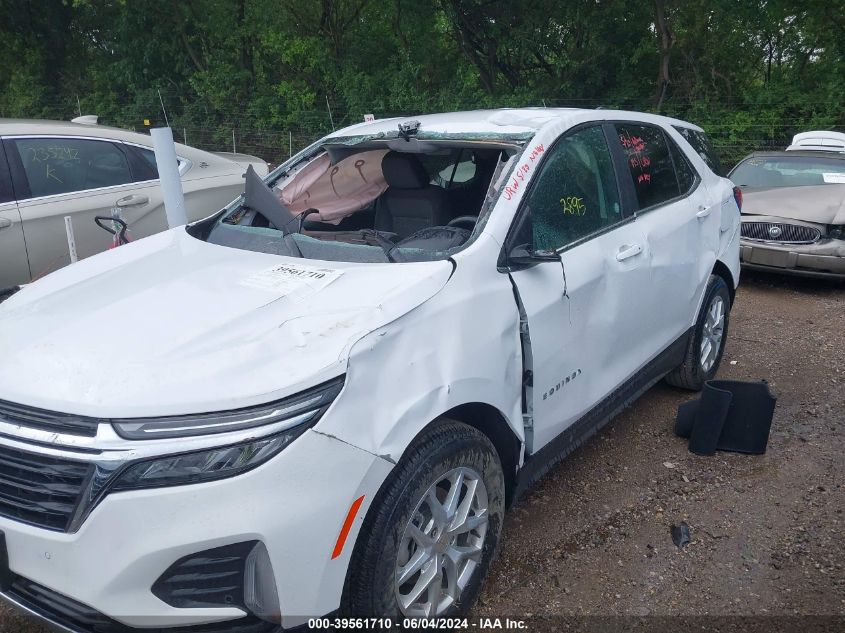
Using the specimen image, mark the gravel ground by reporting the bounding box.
[1,270,842,632]
[476,270,844,628]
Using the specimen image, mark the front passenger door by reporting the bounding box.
[506,124,652,452]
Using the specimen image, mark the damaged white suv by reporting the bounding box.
[0,109,740,630]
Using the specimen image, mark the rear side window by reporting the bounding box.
[10,138,132,199]
[669,139,697,194]
[674,126,723,176]
[615,124,679,210]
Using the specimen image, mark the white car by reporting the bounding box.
[785,130,845,152]
[0,117,267,289]
[0,108,740,630]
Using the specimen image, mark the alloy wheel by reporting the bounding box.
[700,295,725,373]
[394,466,489,617]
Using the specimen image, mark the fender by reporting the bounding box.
[317,235,525,463]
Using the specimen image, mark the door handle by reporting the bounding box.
[0,218,11,230]
[696,205,712,218]
[115,195,149,208]
[616,243,643,261]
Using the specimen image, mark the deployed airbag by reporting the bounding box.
[278,150,389,223]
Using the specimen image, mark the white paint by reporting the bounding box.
[151,127,188,228]
[0,107,740,625]
[63,215,78,263]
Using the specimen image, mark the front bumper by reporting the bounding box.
[739,239,845,279]
[0,429,392,631]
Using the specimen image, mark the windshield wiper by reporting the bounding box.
[361,229,402,263]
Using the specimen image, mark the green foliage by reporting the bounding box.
[0,0,842,165]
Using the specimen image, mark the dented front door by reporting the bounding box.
[507,124,653,452]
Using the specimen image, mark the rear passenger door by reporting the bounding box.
[611,122,716,351]
[5,137,159,280]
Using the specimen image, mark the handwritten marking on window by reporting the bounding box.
[46,164,63,183]
[619,130,651,187]
[25,146,80,163]
[503,144,546,201]
[560,196,586,216]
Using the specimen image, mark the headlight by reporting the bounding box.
[112,376,344,439]
[829,225,845,240]
[112,432,295,491]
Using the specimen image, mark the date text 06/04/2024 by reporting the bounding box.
[306,618,528,630]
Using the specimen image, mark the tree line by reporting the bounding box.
[1,0,842,165]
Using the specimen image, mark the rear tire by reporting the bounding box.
[342,420,504,618]
[665,274,731,391]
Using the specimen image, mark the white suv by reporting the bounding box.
[0,109,740,630]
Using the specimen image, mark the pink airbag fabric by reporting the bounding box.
[277,149,389,223]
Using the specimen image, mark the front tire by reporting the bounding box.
[665,274,731,391]
[342,420,504,618]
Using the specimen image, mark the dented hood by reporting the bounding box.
[740,184,845,224]
[0,229,452,417]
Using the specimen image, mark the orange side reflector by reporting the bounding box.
[331,495,365,560]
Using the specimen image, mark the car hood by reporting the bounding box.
[740,184,845,224]
[0,229,453,417]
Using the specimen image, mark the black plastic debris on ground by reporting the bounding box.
[671,521,691,548]
[675,380,777,456]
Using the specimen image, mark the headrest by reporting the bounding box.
[382,152,429,189]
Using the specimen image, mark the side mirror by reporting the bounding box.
[507,243,560,268]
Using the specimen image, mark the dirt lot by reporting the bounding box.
[476,270,844,628]
[1,270,842,632]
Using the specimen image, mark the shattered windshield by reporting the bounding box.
[197,139,520,263]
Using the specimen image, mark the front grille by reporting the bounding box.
[0,399,101,437]
[741,221,821,244]
[0,444,90,531]
[6,574,278,633]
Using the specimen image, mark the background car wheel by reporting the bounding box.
[665,274,732,391]
[342,419,505,618]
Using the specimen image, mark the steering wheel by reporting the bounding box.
[446,215,477,231]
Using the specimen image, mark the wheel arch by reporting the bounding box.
[712,259,736,306]
[437,402,523,507]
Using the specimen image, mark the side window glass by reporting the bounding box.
[673,125,723,176]
[11,138,131,199]
[616,124,680,210]
[128,147,160,181]
[437,156,476,185]
[138,148,159,176]
[527,126,622,252]
[669,138,697,193]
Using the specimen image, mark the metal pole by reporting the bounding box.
[64,216,78,263]
[76,95,82,117]
[183,128,187,145]
[289,131,292,158]
[325,95,335,131]
[157,89,170,127]
[232,129,237,154]
[151,127,188,228]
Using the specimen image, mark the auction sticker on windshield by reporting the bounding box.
[241,262,344,297]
